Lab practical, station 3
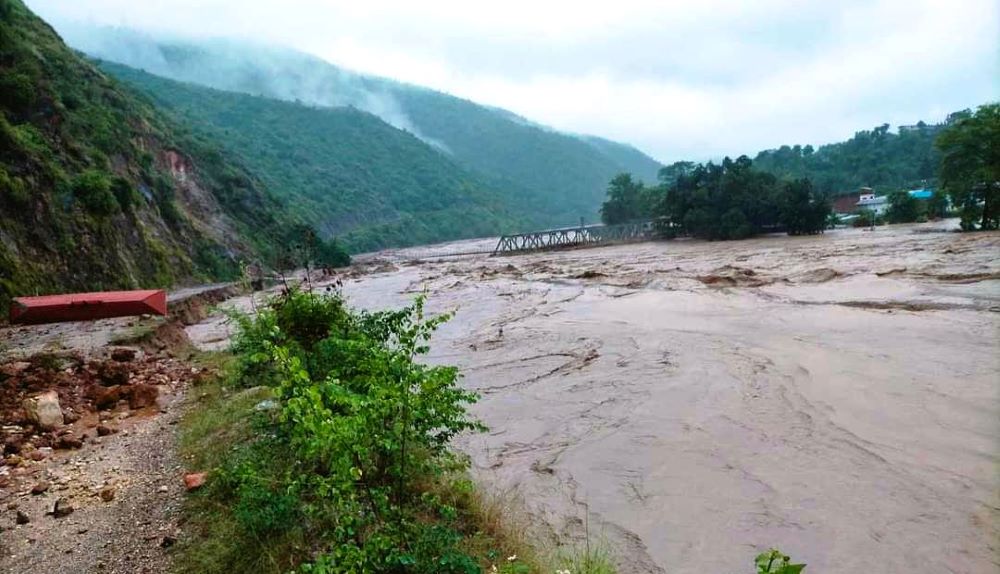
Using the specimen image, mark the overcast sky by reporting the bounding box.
[27,0,999,163]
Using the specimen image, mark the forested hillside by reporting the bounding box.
[0,0,326,311]
[99,63,528,252]
[55,27,664,226]
[751,121,945,195]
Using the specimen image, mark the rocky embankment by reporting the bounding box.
[0,284,233,573]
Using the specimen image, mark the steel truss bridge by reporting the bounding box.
[493,221,656,255]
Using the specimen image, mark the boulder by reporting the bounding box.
[92,386,124,411]
[97,362,130,386]
[128,384,158,409]
[23,391,63,430]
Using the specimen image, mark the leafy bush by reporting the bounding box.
[0,166,29,206]
[111,175,137,211]
[886,190,921,223]
[72,169,119,216]
[220,289,485,572]
[851,208,884,227]
[755,549,805,574]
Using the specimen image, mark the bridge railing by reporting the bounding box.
[493,221,656,255]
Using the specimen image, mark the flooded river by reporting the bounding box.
[197,222,1000,573]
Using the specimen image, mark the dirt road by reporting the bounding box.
[0,285,233,573]
[323,223,997,574]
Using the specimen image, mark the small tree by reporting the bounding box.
[886,190,920,223]
[600,173,648,224]
[936,103,999,230]
[779,178,830,235]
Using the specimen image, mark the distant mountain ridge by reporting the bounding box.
[52,25,664,228]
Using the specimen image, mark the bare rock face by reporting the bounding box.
[23,391,63,430]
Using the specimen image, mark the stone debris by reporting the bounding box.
[182,472,206,491]
[50,497,74,518]
[22,391,64,430]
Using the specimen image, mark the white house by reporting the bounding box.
[856,192,889,215]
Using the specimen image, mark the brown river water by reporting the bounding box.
[190,222,1000,573]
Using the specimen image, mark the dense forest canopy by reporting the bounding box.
[602,156,831,240]
[749,120,945,195]
[603,103,997,240]
[100,62,525,253]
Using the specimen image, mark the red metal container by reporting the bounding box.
[9,289,167,325]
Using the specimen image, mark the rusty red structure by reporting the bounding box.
[9,289,167,325]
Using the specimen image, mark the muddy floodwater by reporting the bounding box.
[198,222,1000,573]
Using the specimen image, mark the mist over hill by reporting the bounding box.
[55,24,664,227]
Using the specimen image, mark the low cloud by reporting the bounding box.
[28,0,999,162]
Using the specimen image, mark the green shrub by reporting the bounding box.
[72,169,119,216]
[755,549,805,574]
[217,289,485,572]
[111,176,137,211]
[0,166,30,206]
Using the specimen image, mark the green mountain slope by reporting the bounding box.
[750,121,945,195]
[98,62,526,252]
[52,28,663,226]
[0,0,306,311]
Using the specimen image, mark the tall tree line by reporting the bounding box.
[600,156,830,239]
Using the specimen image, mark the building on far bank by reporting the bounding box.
[857,191,889,215]
[832,191,862,214]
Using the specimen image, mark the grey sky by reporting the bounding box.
[27,0,999,163]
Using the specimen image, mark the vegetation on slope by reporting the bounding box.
[392,88,662,224]
[0,0,346,312]
[177,288,618,574]
[57,28,663,230]
[98,62,526,252]
[749,120,946,195]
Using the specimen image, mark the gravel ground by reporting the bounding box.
[0,383,187,573]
